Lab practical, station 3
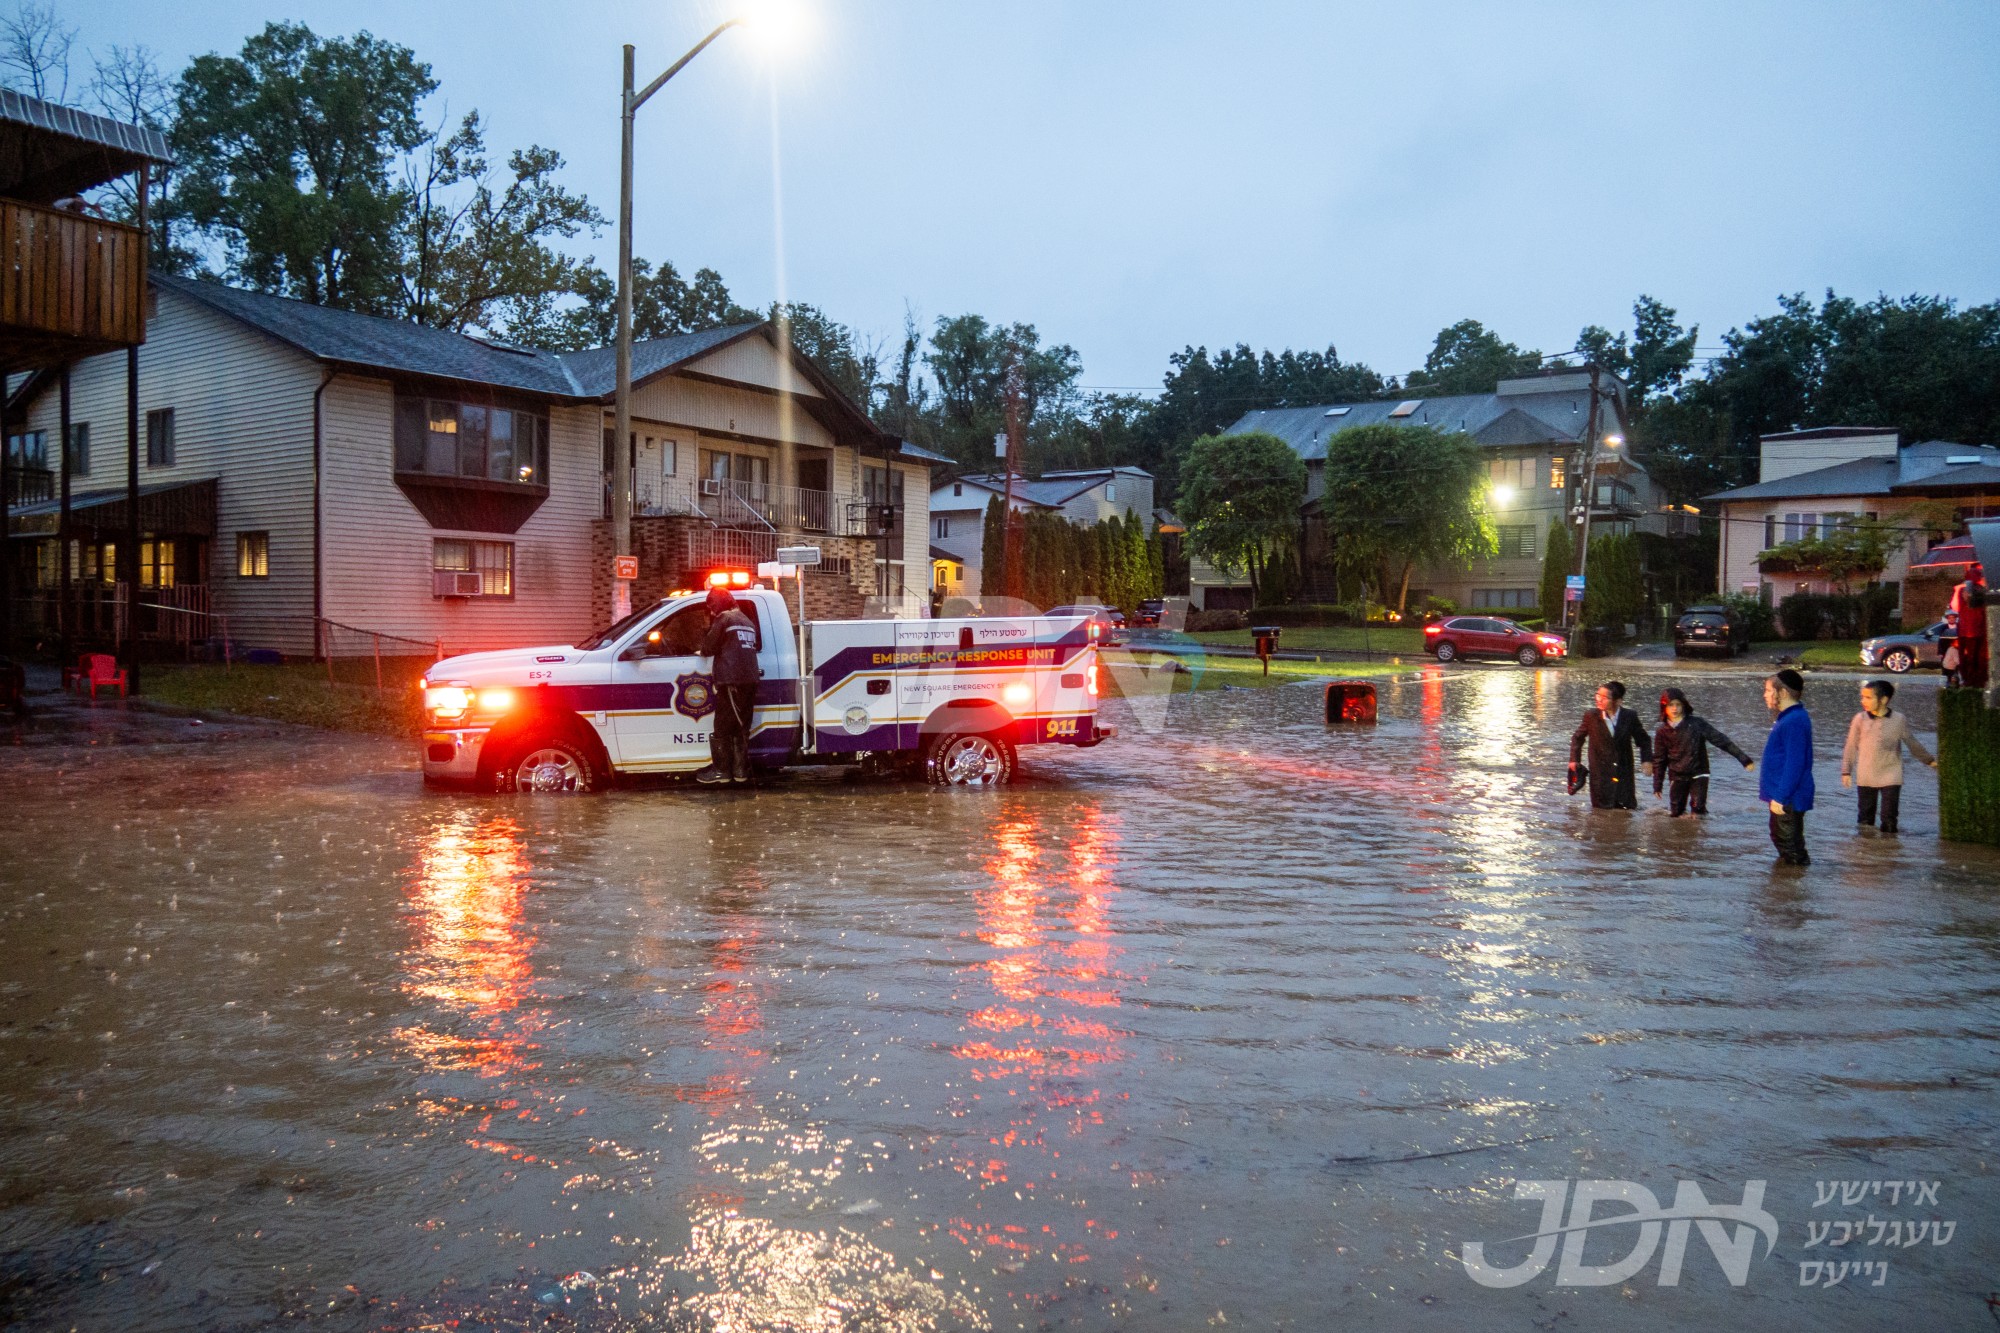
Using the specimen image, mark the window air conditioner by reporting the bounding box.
[434,570,484,598]
[700,478,725,496]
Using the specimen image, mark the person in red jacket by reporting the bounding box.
[1950,563,1987,689]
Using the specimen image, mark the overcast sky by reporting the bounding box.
[53,0,2000,388]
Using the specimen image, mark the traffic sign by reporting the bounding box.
[613,555,638,581]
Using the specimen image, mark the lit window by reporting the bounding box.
[395,396,549,486]
[236,531,269,578]
[1549,455,1566,489]
[433,538,513,596]
[140,537,175,588]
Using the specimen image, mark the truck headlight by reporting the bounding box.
[425,685,474,720]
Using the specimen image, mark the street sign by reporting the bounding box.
[613,555,638,581]
[776,545,822,567]
[1565,574,1585,602]
[757,561,798,580]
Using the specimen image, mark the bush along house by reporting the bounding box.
[4,272,941,661]
[1705,428,2000,629]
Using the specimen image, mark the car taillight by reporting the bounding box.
[1424,624,1442,635]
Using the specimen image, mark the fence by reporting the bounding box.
[318,620,447,692]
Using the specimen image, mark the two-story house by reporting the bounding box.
[1218,367,1682,612]
[926,467,1155,601]
[6,272,938,659]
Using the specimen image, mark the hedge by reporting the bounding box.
[1939,688,2000,846]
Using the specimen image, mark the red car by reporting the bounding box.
[1424,615,1567,666]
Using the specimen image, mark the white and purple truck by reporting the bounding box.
[418,586,1114,792]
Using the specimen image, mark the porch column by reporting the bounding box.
[776,435,796,531]
[58,367,71,662]
[123,346,141,692]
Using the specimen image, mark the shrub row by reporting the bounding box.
[1776,588,1899,640]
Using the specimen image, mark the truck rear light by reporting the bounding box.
[1087,665,1101,697]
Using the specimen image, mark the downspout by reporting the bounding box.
[313,371,334,660]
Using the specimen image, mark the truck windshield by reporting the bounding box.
[573,600,667,651]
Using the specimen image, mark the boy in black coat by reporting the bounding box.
[1650,687,1754,816]
[1569,680,1653,810]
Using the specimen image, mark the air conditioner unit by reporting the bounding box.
[699,478,726,496]
[433,570,483,598]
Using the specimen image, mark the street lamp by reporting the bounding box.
[611,16,770,619]
[1491,483,1516,509]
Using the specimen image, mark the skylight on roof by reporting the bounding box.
[1946,455,1985,465]
[1323,407,1349,417]
[1388,400,1421,418]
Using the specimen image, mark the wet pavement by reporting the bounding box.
[2,668,1996,1331]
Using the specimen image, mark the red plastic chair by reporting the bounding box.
[81,653,128,699]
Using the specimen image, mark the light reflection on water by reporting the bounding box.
[2,670,1999,1331]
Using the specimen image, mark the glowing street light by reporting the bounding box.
[609,9,797,618]
[1491,483,1517,508]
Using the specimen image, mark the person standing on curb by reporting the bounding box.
[1569,680,1653,810]
[695,586,762,787]
[1840,679,1937,835]
[1759,669,1815,867]
[1651,687,1754,817]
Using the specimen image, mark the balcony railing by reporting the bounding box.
[1,199,147,351]
[622,473,876,537]
[5,465,54,507]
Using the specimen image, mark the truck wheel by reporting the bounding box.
[1883,648,1915,674]
[924,731,1016,786]
[493,736,599,793]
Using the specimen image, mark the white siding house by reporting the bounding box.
[7,275,936,658]
[925,467,1157,603]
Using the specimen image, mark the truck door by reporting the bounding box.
[608,601,716,771]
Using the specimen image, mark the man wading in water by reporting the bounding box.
[1760,669,1816,866]
[1569,680,1653,810]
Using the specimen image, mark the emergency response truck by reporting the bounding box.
[418,579,1113,791]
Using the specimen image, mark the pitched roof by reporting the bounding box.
[1705,440,2000,503]
[1226,385,1590,461]
[555,324,767,397]
[952,472,1108,507]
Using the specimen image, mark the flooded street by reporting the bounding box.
[3,669,1997,1331]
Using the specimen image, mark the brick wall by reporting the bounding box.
[590,520,882,623]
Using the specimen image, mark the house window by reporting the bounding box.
[140,537,175,588]
[236,531,269,578]
[1783,512,1819,542]
[1473,588,1537,609]
[934,517,950,539]
[1488,456,1535,491]
[1497,524,1537,559]
[65,422,89,475]
[146,409,175,466]
[6,430,47,468]
[433,538,513,596]
[1548,455,1566,489]
[952,482,963,497]
[394,396,549,486]
[1765,515,1777,549]
[1105,481,1117,503]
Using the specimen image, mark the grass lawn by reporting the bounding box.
[1183,625,1428,655]
[143,662,422,734]
[1744,640,1865,669]
[1103,649,1419,694]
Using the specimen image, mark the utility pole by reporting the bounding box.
[1564,362,1603,632]
[1000,345,1024,602]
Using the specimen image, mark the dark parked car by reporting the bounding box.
[1423,616,1568,666]
[1136,598,1167,628]
[1047,605,1126,644]
[1673,605,1749,657]
[1860,621,1953,674]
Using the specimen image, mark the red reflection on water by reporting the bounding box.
[677,880,768,1115]
[947,805,1129,1280]
[398,814,538,1078]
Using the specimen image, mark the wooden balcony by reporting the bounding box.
[0,198,147,365]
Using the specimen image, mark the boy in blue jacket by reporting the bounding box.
[1759,669,1815,866]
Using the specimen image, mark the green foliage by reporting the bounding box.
[525,256,756,351]
[1775,589,1899,640]
[1722,591,1777,641]
[1938,688,2000,846]
[1539,518,1575,623]
[1316,423,1495,612]
[1756,512,1922,593]
[1574,295,1698,406]
[1580,532,1643,630]
[1178,432,1307,605]
[1405,319,1542,395]
[174,22,436,311]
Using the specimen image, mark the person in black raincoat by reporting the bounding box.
[1569,680,1653,810]
[1650,687,1754,816]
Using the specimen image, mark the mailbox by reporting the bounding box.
[1324,680,1378,724]
[1250,625,1282,675]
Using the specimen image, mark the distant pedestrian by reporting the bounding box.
[1840,679,1936,835]
[1569,680,1653,810]
[1941,612,1963,688]
[1759,669,1815,867]
[1651,687,1754,816]
[1950,564,1988,689]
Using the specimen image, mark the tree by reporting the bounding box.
[0,1,74,101]
[1574,295,1698,406]
[1539,517,1574,620]
[920,315,1082,466]
[174,22,435,311]
[396,111,604,334]
[1316,423,1495,612]
[1177,432,1306,605]
[517,256,758,351]
[773,302,879,410]
[1580,532,1644,630]
[86,42,189,267]
[1405,319,1541,395]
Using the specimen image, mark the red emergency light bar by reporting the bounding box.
[703,569,754,589]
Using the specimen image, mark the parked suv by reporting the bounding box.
[1423,616,1567,666]
[1673,605,1749,657]
[1135,598,1168,628]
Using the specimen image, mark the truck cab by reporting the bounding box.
[419,588,1110,792]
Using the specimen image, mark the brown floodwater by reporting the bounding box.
[2,667,1996,1331]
